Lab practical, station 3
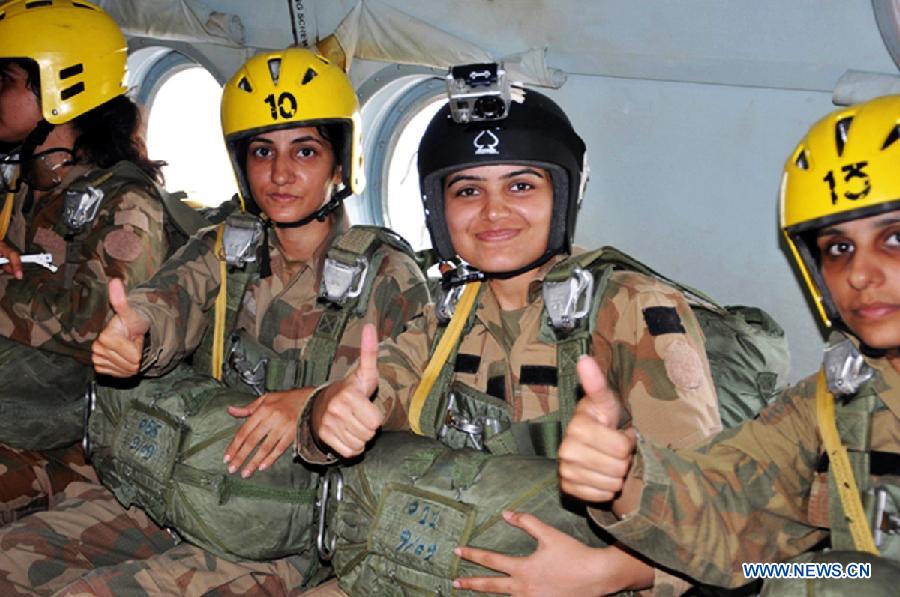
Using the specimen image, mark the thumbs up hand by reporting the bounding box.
[311,323,384,458]
[92,278,151,377]
[558,356,637,503]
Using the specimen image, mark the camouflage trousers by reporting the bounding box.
[0,481,314,596]
[0,443,96,525]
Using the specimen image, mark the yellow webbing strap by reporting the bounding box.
[211,223,227,381]
[0,190,15,240]
[407,281,482,435]
[815,369,880,555]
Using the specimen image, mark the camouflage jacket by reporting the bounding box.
[129,211,430,381]
[299,251,722,455]
[601,331,900,590]
[0,163,167,364]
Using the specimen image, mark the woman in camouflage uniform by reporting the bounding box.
[0,48,429,595]
[558,95,900,593]
[0,0,169,524]
[298,89,723,595]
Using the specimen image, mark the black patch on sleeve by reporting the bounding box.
[453,354,481,374]
[486,375,506,401]
[642,306,686,336]
[519,365,558,387]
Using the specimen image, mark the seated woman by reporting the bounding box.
[299,88,723,595]
[558,94,900,593]
[0,47,429,595]
[0,0,170,523]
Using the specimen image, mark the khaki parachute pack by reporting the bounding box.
[319,431,612,596]
[409,246,792,459]
[0,161,210,450]
[86,221,419,565]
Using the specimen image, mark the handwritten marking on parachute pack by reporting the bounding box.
[370,484,475,573]
[126,417,162,461]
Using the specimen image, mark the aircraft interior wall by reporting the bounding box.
[119,0,900,381]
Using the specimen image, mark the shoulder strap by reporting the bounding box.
[91,162,209,241]
[0,187,16,240]
[198,215,260,380]
[302,226,414,386]
[816,369,880,554]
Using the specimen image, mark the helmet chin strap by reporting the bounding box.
[270,182,348,229]
[271,196,342,229]
[256,190,347,279]
[441,246,562,289]
[18,120,54,163]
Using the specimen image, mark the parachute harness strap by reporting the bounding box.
[408,281,482,435]
[815,369,880,555]
[212,223,228,381]
[0,189,15,240]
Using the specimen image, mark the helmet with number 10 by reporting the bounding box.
[220,48,365,220]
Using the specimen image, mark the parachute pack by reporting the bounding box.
[86,223,419,566]
[321,431,612,596]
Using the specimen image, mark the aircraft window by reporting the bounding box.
[381,98,444,251]
[359,74,445,252]
[144,63,236,207]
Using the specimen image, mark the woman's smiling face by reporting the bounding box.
[443,163,553,273]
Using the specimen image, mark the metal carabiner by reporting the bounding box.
[316,467,345,561]
[542,266,594,331]
[81,381,98,461]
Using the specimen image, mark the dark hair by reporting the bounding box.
[0,58,40,96]
[72,95,165,183]
[0,58,163,182]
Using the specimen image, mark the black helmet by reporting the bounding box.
[417,88,587,270]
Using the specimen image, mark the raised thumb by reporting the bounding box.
[356,323,379,396]
[108,278,148,338]
[576,355,621,428]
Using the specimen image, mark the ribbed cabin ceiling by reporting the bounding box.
[99,0,898,91]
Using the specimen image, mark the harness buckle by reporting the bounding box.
[63,186,105,232]
[316,467,344,561]
[873,485,900,547]
[226,335,267,396]
[436,284,465,324]
[320,255,368,306]
[222,217,263,267]
[542,266,594,331]
[438,392,501,451]
[823,337,875,396]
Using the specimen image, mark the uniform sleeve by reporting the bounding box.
[602,375,827,588]
[0,188,167,364]
[591,271,722,449]
[346,243,433,429]
[127,226,221,376]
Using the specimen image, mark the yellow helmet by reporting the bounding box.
[0,0,127,124]
[221,47,365,218]
[780,94,900,327]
